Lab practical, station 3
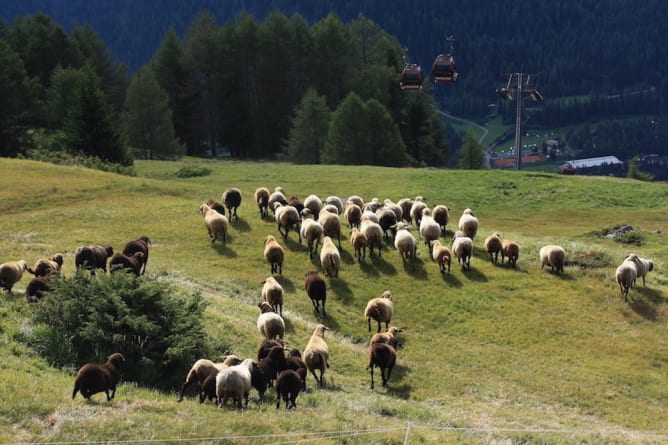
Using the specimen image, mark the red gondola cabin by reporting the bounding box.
[400,64,425,91]
[431,54,457,83]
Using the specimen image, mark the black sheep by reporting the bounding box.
[275,368,307,409]
[26,275,53,303]
[367,343,396,389]
[222,188,242,221]
[109,252,145,276]
[72,352,125,401]
[304,270,326,317]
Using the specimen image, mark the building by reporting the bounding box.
[560,156,623,173]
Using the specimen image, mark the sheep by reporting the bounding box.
[410,196,428,227]
[343,202,362,228]
[383,199,403,222]
[268,187,288,214]
[122,236,151,275]
[177,354,243,403]
[222,187,242,221]
[257,338,287,361]
[361,219,384,257]
[264,235,285,275]
[299,215,323,258]
[393,222,417,271]
[318,208,342,248]
[257,301,285,340]
[325,196,344,214]
[303,324,330,387]
[195,356,244,404]
[350,227,368,262]
[257,344,288,388]
[431,204,450,236]
[26,275,53,303]
[199,203,228,245]
[206,198,226,215]
[625,253,653,286]
[27,254,63,277]
[539,245,566,275]
[274,203,302,242]
[0,260,28,292]
[431,240,452,273]
[261,276,284,316]
[216,358,257,409]
[500,240,520,268]
[419,209,441,254]
[616,258,638,300]
[109,252,145,276]
[72,352,125,401]
[304,194,323,216]
[75,245,114,273]
[397,198,415,224]
[376,207,398,239]
[319,236,341,278]
[484,232,503,264]
[347,195,365,210]
[275,368,307,409]
[322,203,339,215]
[304,269,327,317]
[288,196,305,215]
[458,208,479,240]
[452,231,473,270]
[361,210,379,224]
[370,326,403,349]
[254,187,270,219]
[364,197,381,213]
[368,343,397,389]
[364,290,394,333]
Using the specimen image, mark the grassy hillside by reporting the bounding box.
[0,157,666,444]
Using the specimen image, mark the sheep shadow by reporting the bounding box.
[275,275,297,293]
[210,242,237,257]
[373,364,412,399]
[635,286,666,304]
[230,218,252,233]
[329,277,353,305]
[340,249,356,265]
[459,266,488,283]
[627,287,666,320]
[357,259,381,277]
[402,258,428,280]
[439,270,463,287]
[282,236,305,252]
[370,255,397,275]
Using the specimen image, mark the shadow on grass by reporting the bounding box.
[283,235,305,252]
[384,364,412,399]
[439,270,463,287]
[460,266,488,282]
[329,277,353,305]
[401,258,428,280]
[211,242,237,257]
[371,255,397,275]
[358,259,381,277]
[275,275,296,293]
[230,218,252,233]
[340,249,356,265]
[628,287,666,320]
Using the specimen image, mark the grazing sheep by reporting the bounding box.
[75,245,114,273]
[368,343,396,389]
[109,252,145,276]
[325,196,344,214]
[319,236,341,278]
[216,358,257,409]
[350,227,368,262]
[364,290,394,333]
[539,245,566,274]
[72,352,125,401]
[361,219,384,257]
[410,197,428,227]
[344,202,363,228]
[625,253,653,286]
[122,236,151,275]
[370,326,403,349]
[458,208,479,240]
[261,276,284,316]
[274,203,302,242]
[318,209,342,248]
[268,187,288,214]
[206,198,226,215]
[178,354,243,403]
[257,301,285,340]
[431,240,452,273]
[275,368,307,409]
[452,231,473,270]
[393,222,417,271]
[484,233,503,264]
[347,195,365,210]
[0,260,28,292]
[254,187,270,219]
[299,215,323,258]
[264,235,285,275]
[377,207,398,239]
[431,205,450,236]
[222,187,242,221]
[199,203,229,245]
[419,209,441,254]
[26,275,54,302]
[397,198,415,224]
[616,257,639,300]
[304,269,327,317]
[304,194,323,216]
[500,240,520,268]
[27,254,64,277]
[303,324,330,387]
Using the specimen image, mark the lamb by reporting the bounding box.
[364,290,394,333]
[397,198,414,223]
[274,203,302,242]
[75,245,114,273]
[206,198,226,215]
[343,202,362,228]
[122,236,151,275]
[458,208,479,240]
[431,240,452,273]
[318,208,342,248]
[350,227,368,262]
[370,326,403,349]
[299,215,323,258]
[257,301,285,340]
[222,187,242,221]
[268,187,288,214]
[367,343,397,389]
[452,231,473,270]
[304,269,326,317]
[625,253,653,286]
[410,196,428,227]
[264,235,285,275]
[27,254,63,277]
[376,207,398,239]
[419,209,441,254]
[319,236,341,278]
[261,276,284,316]
[216,358,257,409]
[254,187,270,219]
[500,240,520,268]
[177,354,243,403]
[109,252,145,276]
[539,245,566,274]
[616,257,639,300]
[484,232,503,264]
[303,324,330,387]
[0,260,28,292]
[431,204,450,236]
[26,275,54,302]
[393,222,417,271]
[303,194,323,216]
[199,203,228,245]
[361,219,384,257]
[275,368,307,409]
[72,352,125,401]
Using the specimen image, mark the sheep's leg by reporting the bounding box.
[370,365,375,389]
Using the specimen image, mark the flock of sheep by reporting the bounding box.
[0,184,656,409]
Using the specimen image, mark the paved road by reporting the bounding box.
[435,109,493,167]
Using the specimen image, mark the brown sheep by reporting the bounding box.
[264,235,285,275]
[254,187,270,219]
[370,326,403,349]
[75,245,113,274]
[484,233,503,264]
[303,324,330,387]
[122,236,151,275]
[206,199,226,216]
[222,187,242,221]
[431,240,452,273]
[368,343,397,389]
[0,260,28,292]
[72,352,125,401]
[275,368,307,409]
[500,240,520,268]
[261,276,284,316]
[364,291,394,333]
[26,275,54,303]
[304,269,326,317]
[27,254,63,277]
[109,252,145,276]
[431,204,450,236]
[350,227,368,262]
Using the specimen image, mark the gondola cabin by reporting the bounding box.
[431,54,457,83]
[400,64,425,91]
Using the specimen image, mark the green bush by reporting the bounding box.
[28,270,210,390]
[22,148,136,176]
[174,166,211,178]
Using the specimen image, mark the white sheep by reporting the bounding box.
[216,358,257,409]
[254,187,270,219]
[363,197,381,213]
[304,194,323,216]
[177,354,242,402]
[318,208,342,248]
[257,301,285,340]
[539,245,566,274]
[274,203,302,242]
[431,240,452,273]
[361,210,379,224]
[299,216,323,259]
[452,230,473,270]
[268,187,288,214]
[261,276,284,316]
[361,219,384,257]
[419,208,441,254]
[319,236,341,278]
[393,222,417,271]
[616,258,638,300]
[625,253,653,286]
[410,196,428,227]
[343,202,362,228]
[0,260,28,292]
[199,203,229,245]
[364,290,394,333]
[431,204,450,236]
[458,208,479,240]
[303,324,330,387]
[483,232,503,264]
[325,196,344,214]
[350,227,368,262]
[264,235,285,275]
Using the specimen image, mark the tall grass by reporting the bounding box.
[0,157,666,444]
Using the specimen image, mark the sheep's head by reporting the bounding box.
[313,324,328,337]
[380,291,392,301]
[107,352,125,368]
[258,301,274,313]
[52,254,64,267]
[463,208,474,215]
[105,246,114,257]
[18,260,27,271]
[265,235,277,245]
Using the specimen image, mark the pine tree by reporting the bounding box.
[458,129,485,169]
[286,89,330,164]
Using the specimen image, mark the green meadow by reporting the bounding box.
[0,157,666,444]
